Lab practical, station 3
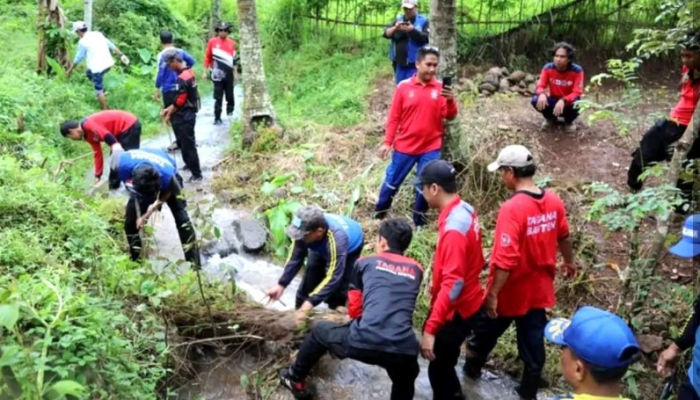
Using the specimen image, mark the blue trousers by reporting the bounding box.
[375,149,440,226]
[394,63,417,85]
[530,95,579,123]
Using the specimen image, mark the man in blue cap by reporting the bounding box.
[657,214,699,400]
[544,306,641,400]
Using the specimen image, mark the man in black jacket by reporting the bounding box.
[278,218,423,400]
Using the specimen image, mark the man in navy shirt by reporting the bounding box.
[111,149,199,265]
[279,218,423,400]
[155,30,196,152]
[266,207,364,319]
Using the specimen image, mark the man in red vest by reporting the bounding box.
[204,22,237,125]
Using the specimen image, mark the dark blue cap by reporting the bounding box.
[545,306,640,369]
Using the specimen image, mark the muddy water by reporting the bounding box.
[92,87,528,400]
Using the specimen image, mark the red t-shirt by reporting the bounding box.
[204,37,236,69]
[82,110,138,178]
[425,196,485,335]
[535,63,584,105]
[486,190,570,318]
[670,66,700,126]
[385,76,458,155]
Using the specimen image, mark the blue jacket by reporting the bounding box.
[116,149,177,198]
[278,214,364,306]
[388,14,429,64]
[155,48,196,94]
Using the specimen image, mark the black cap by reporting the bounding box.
[412,160,457,192]
[215,22,231,32]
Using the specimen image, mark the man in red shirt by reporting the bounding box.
[532,42,584,133]
[375,45,458,226]
[60,110,141,190]
[464,145,576,400]
[413,160,485,399]
[161,49,203,182]
[203,22,237,125]
[628,32,699,211]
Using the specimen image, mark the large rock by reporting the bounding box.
[234,218,268,253]
[498,78,510,93]
[201,225,239,258]
[527,83,536,94]
[508,70,527,83]
[486,67,502,77]
[500,67,510,77]
[483,73,500,88]
[636,334,663,354]
[479,82,497,93]
[524,73,536,84]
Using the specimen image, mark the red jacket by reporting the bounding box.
[81,110,138,178]
[535,62,584,104]
[385,76,458,155]
[425,196,485,336]
[670,66,700,126]
[204,37,236,69]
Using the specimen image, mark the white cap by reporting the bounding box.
[487,145,534,172]
[72,21,87,32]
[402,0,418,9]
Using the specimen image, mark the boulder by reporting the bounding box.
[480,90,492,97]
[234,218,268,253]
[509,85,520,93]
[524,73,536,84]
[272,188,287,199]
[508,70,527,83]
[527,83,536,94]
[478,82,497,93]
[486,67,502,77]
[498,78,510,93]
[500,67,510,77]
[201,225,239,258]
[482,73,500,88]
[636,334,663,354]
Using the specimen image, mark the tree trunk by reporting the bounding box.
[236,0,279,145]
[649,103,699,265]
[83,0,92,30]
[37,0,70,74]
[209,0,222,35]
[429,0,462,162]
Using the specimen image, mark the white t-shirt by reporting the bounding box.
[79,31,115,73]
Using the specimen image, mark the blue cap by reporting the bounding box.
[669,214,700,259]
[545,306,640,369]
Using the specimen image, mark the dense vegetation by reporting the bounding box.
[0,0,696,399]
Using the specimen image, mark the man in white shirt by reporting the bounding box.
[66,21,129,110]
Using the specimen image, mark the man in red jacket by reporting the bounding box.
[532,42,584,133]
[60,110,141,190]
[375,45,458,227]
[414,160,485,400]
[203,22,237,125]
[464,145,576,400]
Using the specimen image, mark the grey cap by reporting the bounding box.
[162,49,183,64]
[286,207,325,241]
[487,145,535,172]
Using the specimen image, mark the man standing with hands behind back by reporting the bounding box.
[374,46,457,227]
[204,22,237,125]
[383,0,430,85]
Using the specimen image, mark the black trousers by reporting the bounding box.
[530,95,580,123]
[290,322,420,400]
[171,112,202,178]
[295,242,364,310]
[465,308,548,400]
[108,121,141,189]
[628,119,699,201]
[680,378,700,400]
[213,71,234,119]
[124,175,199,265]
[429,311,477,400]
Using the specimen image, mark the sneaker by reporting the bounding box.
[214,118,223,126]
[188,175,204,183]
[167,141,179,152]
[279,368,312,399]
[541,119,555,130]
[564,122,577,133]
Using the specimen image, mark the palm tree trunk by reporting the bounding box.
[236,0,279,145]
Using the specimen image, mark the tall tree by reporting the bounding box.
[37,0,70,74]
[236,0,279,145]
[429,0,461,161]
[83,0,92,30]
[209,0,222,35]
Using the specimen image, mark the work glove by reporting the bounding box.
[120,55,130,65]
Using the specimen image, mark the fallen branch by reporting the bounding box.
[171,333,264,349]
[53,152,92,180]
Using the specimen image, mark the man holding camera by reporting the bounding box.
[383,0,430,85]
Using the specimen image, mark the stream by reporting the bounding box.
[94,87,530,400]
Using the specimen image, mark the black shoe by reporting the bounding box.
[188,175,203,183]
[279,368,312,399]
[463,358,482,380]
[214,118,223,126]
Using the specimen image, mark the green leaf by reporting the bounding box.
[0,304,20,330]
[240,374,250,388]
[137,48,152,64]
[0,345,22,367]
[290,186,304,194]
[50,380,87,397]
[46,57,66,78]
[140,280,156,296]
